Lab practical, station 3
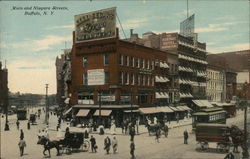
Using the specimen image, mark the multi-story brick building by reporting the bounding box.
[0,61,8,113]
[127,31,208,106]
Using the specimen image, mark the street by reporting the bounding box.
[0,107,249,159]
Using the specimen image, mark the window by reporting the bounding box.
[119,54,123,65]
[137,58,140,68]
[83,57,88,68]
[125,56,130,66]
[151,61,154,70]
[152,76,154,86]
[148,75,150,86]
[104,54,109,66]
[132,57,135,67]
[145,76,148,86]
[83,72,88,85]
[143,75,146,85]
[124,72,127,85]
[132,73,135,85]
[120,72,124,84]
[138,75,141,86]
[147,60,150,69]
[143,59,145,68]
[105,72,109,84]
[140,58,143,68]
[126,72,130,84]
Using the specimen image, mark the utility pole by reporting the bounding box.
[98,91,101,125]
[243,82,249,158]
[45,84,49,125]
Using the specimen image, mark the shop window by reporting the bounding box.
[104,54,109,66]
[83,72,88,85]
[83,56,88,68]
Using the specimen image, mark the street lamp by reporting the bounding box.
[242,81,249,159]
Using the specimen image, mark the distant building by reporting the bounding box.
[210,50,250,100]
[0,61,8,113]
[55,49,71,108]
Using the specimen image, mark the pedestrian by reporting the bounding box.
[224,152,235,159]
[155,126,160,143]
[104,136,111,154]
[90,135,97,153]
[121,121,124,134]
[18,138,26,156]
[124,120,128,134]
[130,141,135,159]
[20,129,24,140]
[27,121,30,130]
[37,129,42,140]
[112,136,118,154]
[136,118,139,134]
[183,130,188,144]
[129,125,136,141]
[16,120,20,130]
[165,124,169,138]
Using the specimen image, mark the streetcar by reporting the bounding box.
[192,107,226,130]
[17,108,27,120]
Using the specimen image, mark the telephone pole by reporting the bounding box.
[45,84,49,125]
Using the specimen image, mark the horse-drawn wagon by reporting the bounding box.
[195,123,245,153]
[37,129,90,157]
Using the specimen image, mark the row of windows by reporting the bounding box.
[83,54,110,68]
[119,72,154,86]
[207,71,224,80]
[209,113,225,121]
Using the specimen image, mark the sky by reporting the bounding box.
[0,0,249,94]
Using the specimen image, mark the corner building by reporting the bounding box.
[68,31,170,123]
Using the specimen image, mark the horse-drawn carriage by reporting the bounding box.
[195,123,245,153]
[37,130,90,157]
[145,121,169,137]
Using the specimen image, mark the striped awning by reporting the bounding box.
[93,110,112,116]
[76,109,90,117]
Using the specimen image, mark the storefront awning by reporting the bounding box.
[76,109,90,117]
[159,106,174,113]
[139,107,161,114]
[93,110,112,116]
[178,106,192,111]
[63,107,72,116]
[169,106,180,112]
[192,100,213,108]
[156,92,169,98]
[123,110,140,113]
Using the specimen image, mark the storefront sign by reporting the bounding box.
[75,7,116,42]
[120,96,131,102]
[101,95,115,102]
[87,69,104,85]
[139,69,152,75]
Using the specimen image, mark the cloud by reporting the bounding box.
[207,43,249,53]
[8,60,56,94]
[196,21,244,33]
[47,24,74,30]
[9,34,72,52]
[214,16,236,21]
[120,18,148,30]
[0,42,7,48]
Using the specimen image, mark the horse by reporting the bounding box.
[145,122,168,137]
[37,136,60,157]
[229,125,245,153]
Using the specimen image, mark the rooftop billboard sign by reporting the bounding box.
[75,7,116,43]
[180,14,195,38]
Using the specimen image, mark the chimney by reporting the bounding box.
[130,29,134,37]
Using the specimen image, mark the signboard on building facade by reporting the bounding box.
[180,14,195,38]
[161,33,178,50]
[74,7,116,43]
[87,69,104,85]
[101,95,116,102]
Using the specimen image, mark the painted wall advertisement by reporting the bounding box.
[88,69,104,85]
[161,33,178,50]
[75,7,116,42]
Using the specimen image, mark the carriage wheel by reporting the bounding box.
[81,140,90,151]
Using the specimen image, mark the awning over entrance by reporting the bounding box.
[139,107,161,114]
[93,110,112,116]
[192,100,214,108]
[159,106,174,113]
[169,106,180,112]
[76,109,90,117]
[177,106,192,111]
[63,107,72,116]
[155,92,169,99]
[123,110,140,113]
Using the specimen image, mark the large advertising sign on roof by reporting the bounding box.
[180,14,195,38]
[75,7,116,43]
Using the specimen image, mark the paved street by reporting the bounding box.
[0,107,249,159]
